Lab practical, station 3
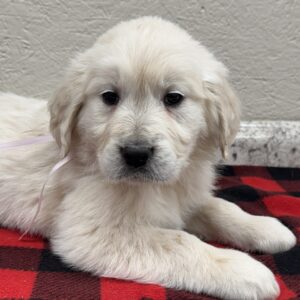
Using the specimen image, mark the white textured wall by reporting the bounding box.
[1,0,299,120]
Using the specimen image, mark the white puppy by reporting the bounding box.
[0,17,296,299]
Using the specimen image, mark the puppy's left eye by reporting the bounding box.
[163,92,184,107]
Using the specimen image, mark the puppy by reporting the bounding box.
[0,17,296,299]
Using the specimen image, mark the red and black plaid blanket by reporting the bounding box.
[0,166,299,299]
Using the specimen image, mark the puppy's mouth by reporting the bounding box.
[114,167,166,184]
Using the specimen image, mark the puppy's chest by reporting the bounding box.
[136,189,184,230]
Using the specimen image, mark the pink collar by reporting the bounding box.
[0,135,54,149]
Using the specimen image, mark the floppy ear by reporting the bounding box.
[203,77,240,159]
[48,85,82,157]
[48,66,86,158]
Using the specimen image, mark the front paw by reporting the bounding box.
[246,216,296,254]
[212,248,280,300]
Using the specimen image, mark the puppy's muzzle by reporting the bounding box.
[120,143,154,168]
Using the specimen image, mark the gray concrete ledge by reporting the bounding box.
[224,121,300,167]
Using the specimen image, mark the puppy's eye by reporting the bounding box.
[163,92,184,107]
[101,91,119,106]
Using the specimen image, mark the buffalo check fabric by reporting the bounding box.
[0,165,299,299]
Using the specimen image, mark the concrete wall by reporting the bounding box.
[0,0,299,120]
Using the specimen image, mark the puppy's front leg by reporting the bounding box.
[51,223,279,299]
[186,197,296,253]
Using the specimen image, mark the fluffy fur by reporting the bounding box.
[0,17,296,299]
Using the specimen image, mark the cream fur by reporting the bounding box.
[0,17,296,299]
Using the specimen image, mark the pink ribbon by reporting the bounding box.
[19,155,71,240]
[0,135,71,239]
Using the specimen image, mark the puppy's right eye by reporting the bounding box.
[101,91,119,106]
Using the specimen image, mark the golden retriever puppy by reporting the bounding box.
[0,17,296,299]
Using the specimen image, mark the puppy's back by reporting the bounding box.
[0,93,49,141]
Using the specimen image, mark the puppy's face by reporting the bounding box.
[49,17,240,183]
[80,58,206,183]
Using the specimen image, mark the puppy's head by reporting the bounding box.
[49,17,240,183]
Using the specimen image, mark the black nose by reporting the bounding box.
[120,144,154,168]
